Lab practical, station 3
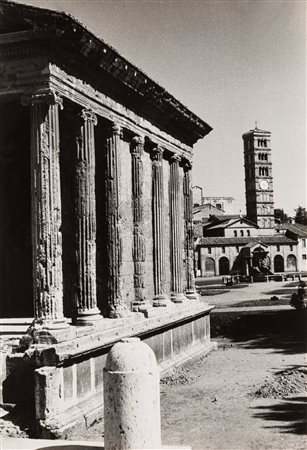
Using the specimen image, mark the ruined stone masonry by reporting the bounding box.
[105,122,125,318]
[151,146,170,307]
[0,0,215,438]
[74,109,102,324]
[21,91,67,328]
[169,154,186,303]
[183,160,198,300]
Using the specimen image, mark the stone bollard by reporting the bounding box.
[103,337,161,450]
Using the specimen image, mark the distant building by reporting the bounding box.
[195,127,304,277]
[202,196,235,215]
[243,128,275,230]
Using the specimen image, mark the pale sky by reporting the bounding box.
[14,0,307,216]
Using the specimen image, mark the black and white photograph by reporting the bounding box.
[0,0,306,449]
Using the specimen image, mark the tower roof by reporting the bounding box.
[242,127,271,138]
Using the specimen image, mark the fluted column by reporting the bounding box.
[105,122,129,317]
[151,146,169,307]
[130,135,149,312]
[21,91,68,328]
[183,160,198,300]
[74,109,102,324]
[169,154,186,303]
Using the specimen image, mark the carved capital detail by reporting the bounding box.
[21,91,63,109]
[150,145,164,162]
[130,135,145,153]
[170,153,181,164]
[81,108,97,126]
[110,121,123,137]
[183,159,193,171]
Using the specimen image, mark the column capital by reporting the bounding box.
[21,90,63,109]
[150,145,164,162]
[130,135,145,152]
[183,159,193,171]
[80,108,98,126]
[110,121,123,137]
[169,153,181,164]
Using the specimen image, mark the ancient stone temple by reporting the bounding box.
[0,0,215,437]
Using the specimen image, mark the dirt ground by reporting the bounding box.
[159,338,306,450]
[1,340,306,450]
[1,278,306,449]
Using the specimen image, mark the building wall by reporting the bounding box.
[225,223,258,238]
[199,243,300,276]
[298,238,307,272]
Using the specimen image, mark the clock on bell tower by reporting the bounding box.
[242,126,275,229]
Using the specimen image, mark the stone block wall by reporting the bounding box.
[19,305,215,438]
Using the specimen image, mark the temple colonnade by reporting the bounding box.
[21,90,197,328]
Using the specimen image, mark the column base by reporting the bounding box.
[109,305,133,319]
[171,292,187,303]
[75,308,103,326]
[185,289,200,301]
[19,318,73,348]
[152,294,170,307]
[37,318,70,330]
[131,301,153,315]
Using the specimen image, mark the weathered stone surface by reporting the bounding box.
[183,160,198,300]
[151,146,170,307]
[22,91,68,328]
[169,154,186,303]
[130,136,151,313]
[104,338,161,450]
[76,358,92,399]
[0,2,215,442]
[74,109,102,324]
[104,122,127,318]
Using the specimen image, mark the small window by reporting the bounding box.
[222,246,225,253]
[290,245,293,251]
[302,239,306,248]
[236,246,240,253]
[234,230,237,237]
[276,245,280,252]
[303,255,307,260]
[208,247,212,254]
[240,230,244,237]
[247,230,250,237]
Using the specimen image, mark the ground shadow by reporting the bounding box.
[0,404,35,437]
[252,396,307,435]
[37,446,103,450]
[211,309,307,355]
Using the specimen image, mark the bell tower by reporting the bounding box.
[242,126,275,229]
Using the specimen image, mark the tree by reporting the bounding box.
[294,206,307,225]
[274,208,289,223]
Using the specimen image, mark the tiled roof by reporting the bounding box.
[277,223,307,238]
[196,235,297,247]
[208,214,243,222]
